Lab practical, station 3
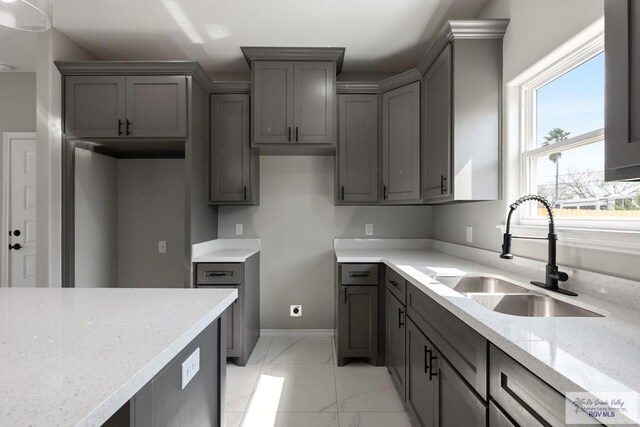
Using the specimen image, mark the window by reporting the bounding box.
[521,37,640,226]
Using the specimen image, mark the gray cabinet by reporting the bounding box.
[338,285,378,362]
[605,0,640,181]
[195,255,260,366]
[407,317,486,427]
[65,76,126,138]
[489,401,516,427]
[382,81,421,203]
[422,45,452,201]
[386,290,406,401]
[419,21,506,203]
[337,94,379,204]
[209,94,258,205]
[252,61,336,147]
[64,75,187,138]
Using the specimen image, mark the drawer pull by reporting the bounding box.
[398,308,405,328]
[205,271,233,277]
[424,346,429,373]
[348,272,370,277]
[389,279,399,287]
[427,349,438,380]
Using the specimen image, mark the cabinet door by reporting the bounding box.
[294,62,336,144]
[337,94,378,203]
[226,300,242,358]
[382,81,421,202]
[433,350,487,427]
[253,61,294,144]
[64,76,126,138]
[339,286,378,358]
[407,318,436,427]
[605,0,640,180]
[386,290,406,401]
[125,76,187,138]
[210,94,252,203]
[422,44,452,201]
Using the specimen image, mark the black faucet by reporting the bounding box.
[500,195,577,296]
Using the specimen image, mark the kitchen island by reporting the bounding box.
[0,287,237,427]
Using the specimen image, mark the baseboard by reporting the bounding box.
[260,329,334,337]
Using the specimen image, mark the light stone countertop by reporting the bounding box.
[0,287,237,427]
[192,238,260,263]
[335,240,640,423]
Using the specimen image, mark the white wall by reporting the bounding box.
[0,73,37,284]
[36,29,96,287]
[429,0,640,281]
[74,150,118,287]
[117,159,186,288]
[218,156,432,330]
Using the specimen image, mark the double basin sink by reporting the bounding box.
[446,276,602,318]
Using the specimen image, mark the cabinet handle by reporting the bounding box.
[398,308,404,328]
[383,186,389,200]
[288,126,291,142]
[341,186,345,200]
[118,119,124,136]
[440,175,447,195]
[424,346,429,373]
[427,349,438,380]
[205,271,233,277]
[389,279,399,287]
[243,186,248,201]
[295,126,299,142]
[348,272,369,277]
[126,120,132,136]
[344,288,348,304]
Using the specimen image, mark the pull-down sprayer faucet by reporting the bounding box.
[500,195,577,296]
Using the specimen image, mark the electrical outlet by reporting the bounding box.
[365,224,374,236]
[466,227,473,243]
[290,305,302,317]
[181,348,200,390]
[158,241,167,254]
[235,224,243,235]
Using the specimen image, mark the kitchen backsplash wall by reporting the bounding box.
[218,156,433,330]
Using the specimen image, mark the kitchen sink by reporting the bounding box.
[452,276,529,294]
[468,294,603,317]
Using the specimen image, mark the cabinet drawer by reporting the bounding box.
[340,264,378,285]
[196,263,242,285]
[407,283,487,399]
[489,345,567,427]
[386,268,407,305]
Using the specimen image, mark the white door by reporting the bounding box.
[2,133,37,287]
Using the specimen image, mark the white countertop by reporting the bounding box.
[335,241,640,423]
[0,287,237,427]
[192,238,260,263]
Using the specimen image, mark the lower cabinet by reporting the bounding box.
[386,289,406,400]
[225,297,242,358]
[338,285,378,362]
[407,317,487,427]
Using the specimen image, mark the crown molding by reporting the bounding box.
[210,81,251,94]
[417,19,509,75]
[336,81,380,94]
[240,46,346,74]
[379,68,422,92]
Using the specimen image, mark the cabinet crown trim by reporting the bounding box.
[336,81,381,94]
[379,68,422,92]
[240,46,346,74]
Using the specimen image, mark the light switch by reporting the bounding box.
[365,224,374,236]
[181,348,200,390]
[235,224,243,235]
[158,241,167,253]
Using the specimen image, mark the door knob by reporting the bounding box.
[9,243,22,250]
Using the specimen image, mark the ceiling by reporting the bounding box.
[0,26,38,72]
[51,0,488,79]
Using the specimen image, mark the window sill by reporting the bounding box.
[496,224,640,256]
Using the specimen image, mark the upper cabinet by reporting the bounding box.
[243,47,344,152]
[605,0,640,181]
[64,75,187,139]
[381,81,421,204]
[418,20,507,203]
[337,93,379,204]
[209,94,258,205]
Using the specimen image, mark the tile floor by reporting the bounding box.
[225,336,413,427]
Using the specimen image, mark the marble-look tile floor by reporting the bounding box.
[226,336,412,427]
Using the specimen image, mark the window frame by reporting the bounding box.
[518,32,640,232]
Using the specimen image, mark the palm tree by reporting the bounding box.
[542,128,571,205]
